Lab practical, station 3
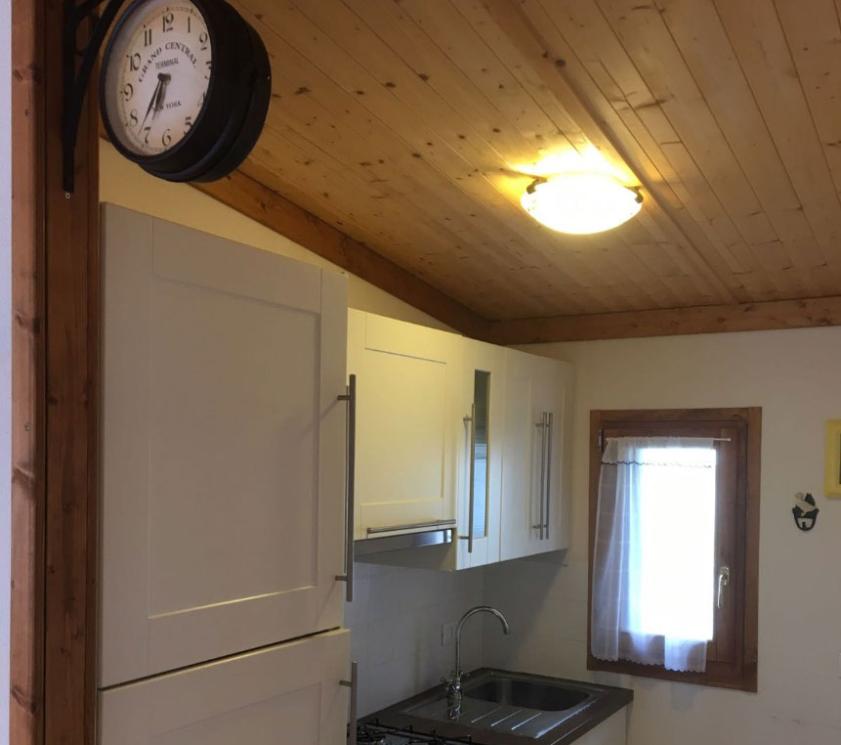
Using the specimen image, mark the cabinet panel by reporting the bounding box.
[500,349,572,561]
[100,206,347,687]
[455,339,505,569]
[349,310,459,538]
[99,629,351,745]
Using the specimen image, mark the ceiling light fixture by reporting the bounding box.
[521,172,643,235]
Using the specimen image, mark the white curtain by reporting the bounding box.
[591,436,717,673]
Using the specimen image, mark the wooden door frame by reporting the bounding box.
[11,1,100,743]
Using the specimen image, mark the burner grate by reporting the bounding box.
[355,720,474,745]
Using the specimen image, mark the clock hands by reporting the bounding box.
[154,73,172,120]
[139,77,161,131]
[138,73,172,131]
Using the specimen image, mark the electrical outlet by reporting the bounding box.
[441,622,456,646]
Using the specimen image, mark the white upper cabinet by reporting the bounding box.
[454,339,505,570]
[348,310,460,539]
[99,629,351,745]
[100,206,348,687]
[348,311,572,570]
[500,349,573,561]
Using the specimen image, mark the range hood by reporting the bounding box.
[354,519,456,557]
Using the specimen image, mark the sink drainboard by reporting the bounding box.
[403,674,599,740]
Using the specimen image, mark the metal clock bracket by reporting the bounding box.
[62,0,127,194]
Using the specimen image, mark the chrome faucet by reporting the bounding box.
[445,606,510,720]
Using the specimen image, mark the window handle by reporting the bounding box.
[717,565,730,609]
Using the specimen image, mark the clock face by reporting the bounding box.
[103,0,212,156]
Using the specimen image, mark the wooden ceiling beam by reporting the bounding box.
[195,164,841,346]
[489,295,841,344]
[193,170,494,341]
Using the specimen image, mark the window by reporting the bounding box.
[588,408,760,691]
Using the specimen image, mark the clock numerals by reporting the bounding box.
[109,5,216,156]
[103,0,267,172]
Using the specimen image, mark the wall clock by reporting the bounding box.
[99,0,270,182]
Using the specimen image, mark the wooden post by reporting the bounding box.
[11,0,101,743]
[11,0,46,742]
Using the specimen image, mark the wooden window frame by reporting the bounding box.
[587,408,761,693]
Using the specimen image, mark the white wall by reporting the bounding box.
[99,141,450,330]
[1,0,12,741]
[484,327,841,745]
[346,562,485,716]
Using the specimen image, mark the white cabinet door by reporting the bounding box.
[100,205,348,687]
[348,310,460,539]
[454,339,505,569]
[500,349,572,561]
[99,629,351,745]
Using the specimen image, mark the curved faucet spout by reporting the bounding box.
[447,606,510,719]
[455,606,510,677]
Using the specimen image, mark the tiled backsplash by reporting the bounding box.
[345,561,486,716]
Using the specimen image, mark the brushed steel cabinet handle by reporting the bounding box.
[534,416,547,540]
[340,661,358,745]
[544,412,553,541]
[367,518,456,536]
[459,406,476,553]
[335,374,356,602]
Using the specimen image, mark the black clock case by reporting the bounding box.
[100,0,271,183]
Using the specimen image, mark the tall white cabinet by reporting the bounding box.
[99,630,351,745]
[99,206,352,742]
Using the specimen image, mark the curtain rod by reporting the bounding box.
[602,434,732,442]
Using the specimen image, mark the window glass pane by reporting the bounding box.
[629,446,716,642]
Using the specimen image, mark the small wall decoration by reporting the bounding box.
[826,420,841,498]
[793,492,819,532]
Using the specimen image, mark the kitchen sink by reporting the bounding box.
[464,677,592,712]
[403,670,603,740]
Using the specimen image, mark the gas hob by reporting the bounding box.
[355,721,474,745]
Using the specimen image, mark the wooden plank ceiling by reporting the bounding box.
[204,0,841,341]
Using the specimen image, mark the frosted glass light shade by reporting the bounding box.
[521,173,643,235]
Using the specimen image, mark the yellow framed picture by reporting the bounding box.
[826,420,841,498]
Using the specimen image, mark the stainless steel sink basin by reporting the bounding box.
[404,670,602,740]
[464,677,592,712]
